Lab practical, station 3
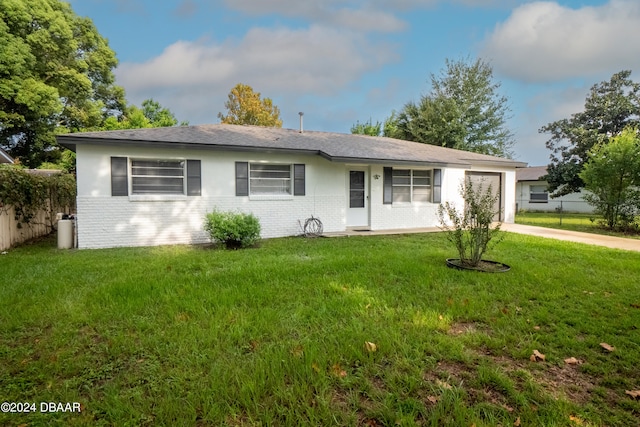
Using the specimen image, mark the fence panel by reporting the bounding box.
[0,204,61,251]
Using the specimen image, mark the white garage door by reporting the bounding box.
[465,172,502,221]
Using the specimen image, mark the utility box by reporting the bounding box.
[57,219,74,249]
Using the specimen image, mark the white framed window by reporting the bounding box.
[131,159,185,195]
[529,184,548,203]
[392,169,432,203]
[249,163,291,195]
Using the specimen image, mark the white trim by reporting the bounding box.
[129,195,188,202]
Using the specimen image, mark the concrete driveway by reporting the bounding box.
[329,224,640,252]
[500,223,640,252]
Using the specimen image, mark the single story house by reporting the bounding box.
[58,124,527,249]
[516,166,593,213]
[0,147,14,164]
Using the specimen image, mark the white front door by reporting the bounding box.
[346,169,370,228]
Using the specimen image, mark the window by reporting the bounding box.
[235,162,305,197]
[249,164,291,195]
[110,157,201,197]
[391,169,432,203]
[131,159,185,194]
[529,185,548,203]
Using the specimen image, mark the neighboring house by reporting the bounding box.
[0,147,14,164]
[58,124,526,249]
[516,166,593,213]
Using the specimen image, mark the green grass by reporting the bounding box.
[1,233,640,426]
[516,211,640,239]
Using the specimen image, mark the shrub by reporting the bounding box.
[0,165,76,230]
[204,210,261,249]
[437,179,503,267]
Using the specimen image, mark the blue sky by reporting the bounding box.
[67,0,640,165]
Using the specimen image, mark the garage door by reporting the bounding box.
[465,172,502,221]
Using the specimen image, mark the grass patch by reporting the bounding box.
[1,233,640,426]
[516,211,640,239]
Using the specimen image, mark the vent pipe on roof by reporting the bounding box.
[299,112,304,133]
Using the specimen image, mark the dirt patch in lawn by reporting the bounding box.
[447,321,490,336]
[485,354,597,405]
[422,351,601,409]
[423,360,516,411]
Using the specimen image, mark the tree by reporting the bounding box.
[579,127,640,230]
[389,57,514,158]
[541,70,640,196]
[437,178,504,269]
[103,98,188,130]
[351,118,382,136]
[351,113,402,138]
[217,83,282,127]
[0,0,126,167]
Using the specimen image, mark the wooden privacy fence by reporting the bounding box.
[0,205,56,251]
[0,169,75,251]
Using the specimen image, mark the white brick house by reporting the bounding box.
[516,166,594,213]
[58,124,526,249]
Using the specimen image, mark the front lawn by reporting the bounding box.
[2,233,640,426]
[515,211,640,239]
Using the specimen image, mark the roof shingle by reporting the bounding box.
[58,124,527,168]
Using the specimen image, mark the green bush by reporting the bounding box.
[437,179,503,267]
[0,165,76,229]
[203,210,261,249]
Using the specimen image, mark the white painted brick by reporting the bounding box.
[75,146,518,249]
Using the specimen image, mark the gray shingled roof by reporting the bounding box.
[0,147,13,164]
[58,124,527,168]
[516,166,548,181]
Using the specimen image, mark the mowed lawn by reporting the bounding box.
[1,232,640,426]
[516,211,640,240]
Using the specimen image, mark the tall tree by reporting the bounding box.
[351,118,382,136]
[579,127,640,229]
[0,0,126,167]
[218,83,282,127]
[389,57,514,158]
[541,70,640,196]
[351,113,401,138]
[103,98,188,130]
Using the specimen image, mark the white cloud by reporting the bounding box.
[218,0,526,33]
[481,0,640,82]
[222,0,407,32]
[115,25,398,125]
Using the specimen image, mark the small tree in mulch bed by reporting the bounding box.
[437,179,505,270]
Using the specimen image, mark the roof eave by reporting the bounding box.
[57,136,321,157]
[324,155,468,168]
[0,149,14,163]
[464,159,528,168]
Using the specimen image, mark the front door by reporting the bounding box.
[347,169,369,228]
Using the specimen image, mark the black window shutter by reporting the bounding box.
[383,167,392,204]
[433,168,442,203]
[111,157,128,196]
[235,162,249,196]
[186,160,201,196]
[293,164,305,196]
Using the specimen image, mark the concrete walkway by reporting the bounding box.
[327,224,640,252]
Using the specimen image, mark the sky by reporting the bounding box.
[67,0,640,166]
